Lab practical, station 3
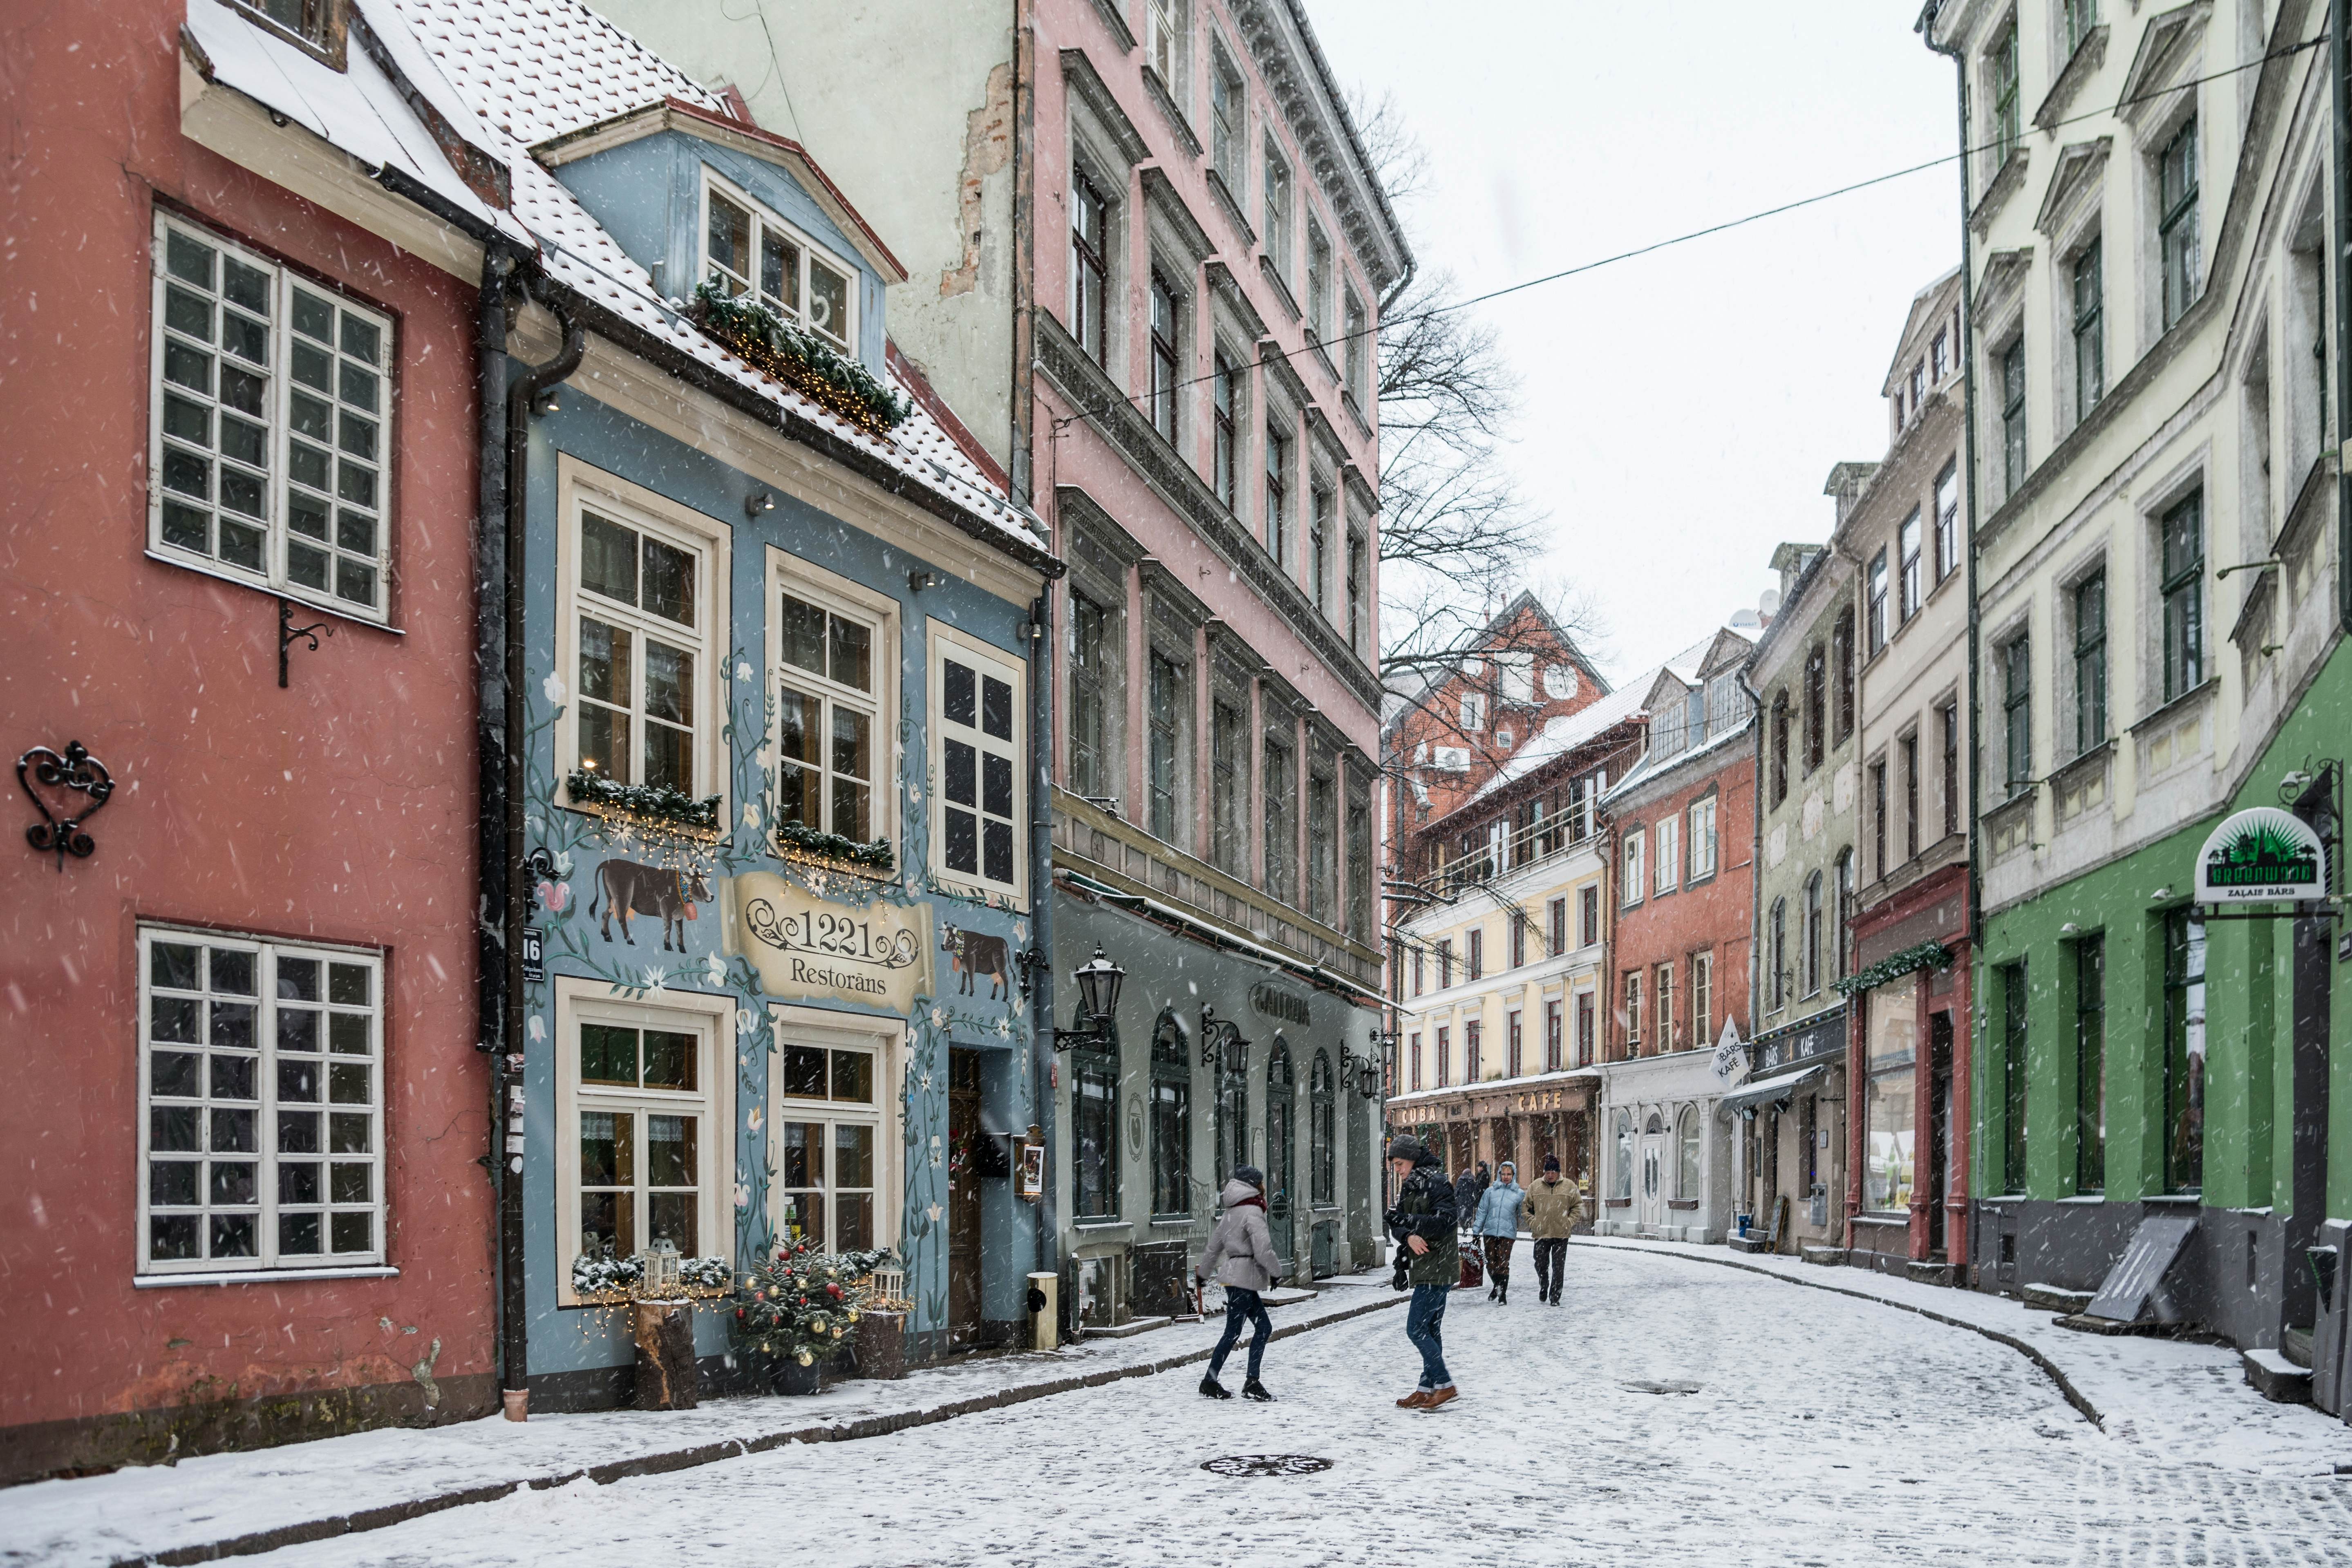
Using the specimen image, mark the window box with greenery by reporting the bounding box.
[689,282,910,438]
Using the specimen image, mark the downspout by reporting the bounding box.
[1027,584,1059,1310]
[482,268,584,1422]
[1921,0,1980,1271]
[2334,0,2352,637]
[1734,662,1766,1218]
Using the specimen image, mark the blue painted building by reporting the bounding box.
[392,4,1063,1402]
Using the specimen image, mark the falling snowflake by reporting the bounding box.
[542,671,567,705]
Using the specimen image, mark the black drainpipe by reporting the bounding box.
[478,257,584,1422]
[1026,589,1059,1317]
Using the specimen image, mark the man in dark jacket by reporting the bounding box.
[1385,1136,1459,1409]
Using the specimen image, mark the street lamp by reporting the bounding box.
[1057,945,1126,1051]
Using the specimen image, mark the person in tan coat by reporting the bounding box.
[1523,1154,1586,1306]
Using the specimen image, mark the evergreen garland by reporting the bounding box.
[732,1238,895,1367]
[566,769,721,832]
[1831,939,1955,997]
[773,818,896,872]
[689,282,913,436]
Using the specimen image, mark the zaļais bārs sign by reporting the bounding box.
[2193,807,2327,904]
[721,872,931,1011]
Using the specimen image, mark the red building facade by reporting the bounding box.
[1,0,497,1478]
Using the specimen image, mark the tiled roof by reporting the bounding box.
[1451,681,1651,814]
[380,0,725,145]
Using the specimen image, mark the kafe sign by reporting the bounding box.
[1710,1017,1746,1083]
[2194,807,2327,905]
[724,872,930,1012]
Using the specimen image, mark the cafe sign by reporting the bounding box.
[723,872,930,1012]
[2195,807,2327,905]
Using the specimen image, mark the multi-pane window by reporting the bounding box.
[1835,849,1855,976]
[1692,952,1712,1044]
[1069,591,1111,801]
[1510,915,1526,970]
[1146,0,1182,87]
[1149,650,1185,842]
[1654,816,1679,895]
[1576,991,1596,1067]
[1804,644,1827,771]
[705,181,853,349]
[151,216,392,618]
[1211,698,1247,878]
[1623,972,1643,1052]
[2001,338,2027,494]
[1149,273,1181,442]
[1871,762,1889,881]
[1070,167,1111,367]
[1688,797,1717,879]
[1803,872,1824,996]
[1621,828,1645,905]
[1345,532,1365,654]
[1072,1030,1119,1220]
[1769,898,1788,1010]
[2065,0,2099,54]
[1437,939,1453,991]
[2072,572,2106,756]
[1548,897,1567,955]
[1932,327,1950,382]
[1210,41,1244,189]
[775,1033,879,1250]
[2160,119,2200,330]
[2072,239,2104,420]
[1408,1031,1423,1090]
[1934,462,1961,581]
[1770,695,1791,807]
[1867,548,1891,653]
[1307,766,1336,924]
[1310,1050,1335,1205]
[1580,885,1599,948]
[1506,1012,1524,1078]
[1654,963,1676,1051]
[1990,16,2020,164]
[2001,960,2029,1192]
[774,583,878,842]
[2002,635,2032,794]
[1941,701,1961,838]
[2164,910,2207,1194]
[574,509,707,796]
[1902,733,1920,862]
[1264,731,1296,906]
[139,930,382,1275]
[1545,999,1564,1072]
[575,1018,714,1257]
[1262,142,1293,276]
[1465,1020,1483,1082]
[2075,936,2106,1194]
[1307,484,1332,612]
[1150,1015,1191,1216]
[1899,508,1923,621]
[1434,1026,1450,1087]
[1212,350,1238,507]
[936,636,1024,895]
[1306,222,1332,343]
[238,0,339,49]
[2161,491,2204,700]
[1466,927,1485,983]
[1833,613,1856,742]
[1264,423,1290,564]
[1343,289,1368,408]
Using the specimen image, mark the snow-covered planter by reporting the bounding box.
[569,1251,733,1305]
[731,1239,893,1385]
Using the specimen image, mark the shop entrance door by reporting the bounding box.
[1639,1114,1667,1230]
[1266,1044,1295,1277]
[1927,1014,1953,1259]
[947,1048,983,1347]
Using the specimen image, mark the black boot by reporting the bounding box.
[1497,1282,1508,1305]
[1242,1378,1274,1402]
[1199,1374,1231,1399]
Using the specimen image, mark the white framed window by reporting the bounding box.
[770,1005,900,1253]
[138,926,384,1277]
[555,978,733,1305]
[702,172,857,350]
[1621,828,1645,906]
[1262,140,1293,277]
[930,621,1029,904]
[769,549,894,848]
[1687,797,1717,879]
[1654,815,1680,895]
[1146,0,1186,91]
[150,212,394,622]
[556,460,728,806]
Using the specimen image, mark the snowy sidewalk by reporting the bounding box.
[1580,1233,2352,1477]
[0,1275,1403,1568]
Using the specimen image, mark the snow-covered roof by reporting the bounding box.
[190,0,1048,564]
[1447,680,1649,816]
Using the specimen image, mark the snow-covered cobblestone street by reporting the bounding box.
[233,1244,2352,1567]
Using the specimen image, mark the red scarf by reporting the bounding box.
[1229,1192,1266,1212]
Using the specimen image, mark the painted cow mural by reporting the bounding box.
[589,859,714,951]
[940,924,1010,999]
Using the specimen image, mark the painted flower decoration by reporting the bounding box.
[527,1014,546,1044]
[736,660,753,683]
[643,965,667,992]
[734,1180,750,1210]
[741,800,761,829]
[705,952,727,986]
[926,1203,943,1223]
[542,671,567,706]
[930,1007,948,1030]
[748,1105,763,1133]
[537,879,570,914]
[553,850,574,877]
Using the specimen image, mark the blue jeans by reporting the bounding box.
[1210,1286,1272,1380]
[1406,1283,1452,1390]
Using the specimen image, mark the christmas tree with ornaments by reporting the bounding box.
[732,1238,894,1367]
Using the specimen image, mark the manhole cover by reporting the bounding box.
[1201,1454,1334,1477]
[1620,1379,1703,1396]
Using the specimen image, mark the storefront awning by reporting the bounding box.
[1719,1061,1831,1118]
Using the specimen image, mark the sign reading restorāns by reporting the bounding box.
[725,872,930,1012]
[2193,807,2327,905]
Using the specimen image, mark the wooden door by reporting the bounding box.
[947,1048,983,1345]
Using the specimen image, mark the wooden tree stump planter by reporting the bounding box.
[631,1300,700,1410]
[855,1309,909,1380]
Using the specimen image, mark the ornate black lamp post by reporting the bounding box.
[1057,944,1126,1051]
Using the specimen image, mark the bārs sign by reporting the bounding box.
[2193,807,2326,904]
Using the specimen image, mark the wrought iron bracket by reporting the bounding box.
[18,740,114,870]
[278,598,334,688]
[1016,944,1051,997]
[522,847,558,915]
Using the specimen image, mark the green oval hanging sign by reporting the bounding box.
[2194,807,2327,904]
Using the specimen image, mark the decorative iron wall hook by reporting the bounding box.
[18,741,114,870]
[279,598,334,688]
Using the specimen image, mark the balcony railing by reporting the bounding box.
[1423,810,1597,901]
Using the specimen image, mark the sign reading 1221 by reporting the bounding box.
[2194,807,2327,904]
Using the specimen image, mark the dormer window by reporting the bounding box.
[236,0,346,66]
[703,177,855,351]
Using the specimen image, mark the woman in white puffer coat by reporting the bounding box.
[1193,1166,1285,1400]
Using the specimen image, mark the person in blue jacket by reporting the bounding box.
[1472,1161,1527,1305]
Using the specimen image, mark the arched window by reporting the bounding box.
[1309,1049,1335,1206]
[1071,1002,1119,1220]
[1768,898,1788,1009]
[1835,848,1857,978]
[1804,871,1824,997]
[1612,1109,1633,1199]
[1265,1039,1294,1270]
[1213,1022,1249,1188]
[1676,1105,1701,1199]
[1150,1010,1191,1217]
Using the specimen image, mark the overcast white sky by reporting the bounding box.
[1307,0,1963,686]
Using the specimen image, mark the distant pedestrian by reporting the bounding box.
[1195,1166,1282,1401]
[1473,1161,1526,1304]
[1383,1136,1460,1410]
[1524,1154,1585,1306]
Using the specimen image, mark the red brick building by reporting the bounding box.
[0,0,513,1478]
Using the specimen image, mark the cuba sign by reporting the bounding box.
[2194,807,2327,905]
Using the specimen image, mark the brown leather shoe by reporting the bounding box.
[1395,1390,1431,1408]
[1418,1386,1459,1411]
